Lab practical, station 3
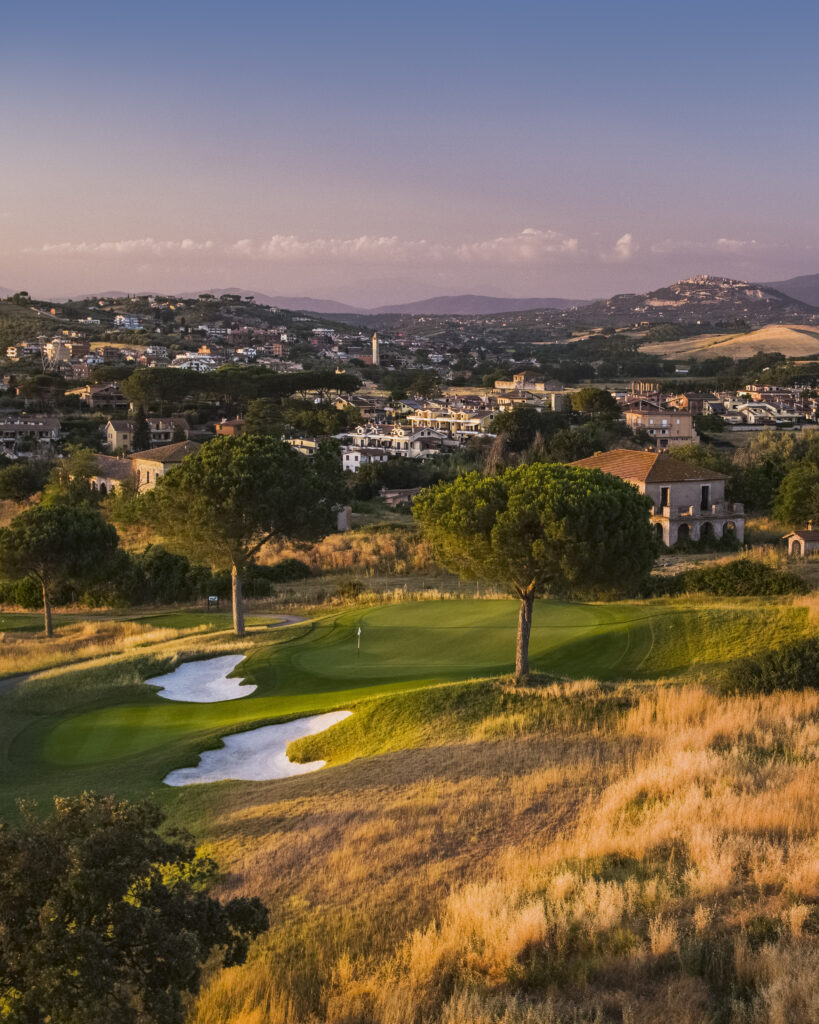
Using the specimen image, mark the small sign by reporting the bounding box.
[207,595,219,611]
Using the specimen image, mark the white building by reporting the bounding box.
[342,446,390,472]
[114,315,141,330]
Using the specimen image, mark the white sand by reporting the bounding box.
[149,654,255,703]
[163,710,353,786]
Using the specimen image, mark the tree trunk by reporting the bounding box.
[41,579,53,638]
[231,564,245,637]
[515,589,535,681]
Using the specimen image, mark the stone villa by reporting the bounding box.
[571,448,745,545]
[89,440,201,494]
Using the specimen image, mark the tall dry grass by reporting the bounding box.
[0,619,210,676]
[192,683,819,1024]
[261,528,437,578]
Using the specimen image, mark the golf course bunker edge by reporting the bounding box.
[149,653,256,702]
[163,709,353,785]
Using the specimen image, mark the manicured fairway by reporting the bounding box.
[40,600,658,767]
[1,597,810,812]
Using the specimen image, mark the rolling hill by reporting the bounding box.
[368,294,588,314]
[639,323,819,360]
[763,272,819,307]
[580,275,818,326]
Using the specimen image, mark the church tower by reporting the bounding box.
[371,331,380,366]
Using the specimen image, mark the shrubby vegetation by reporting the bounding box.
[729,635,819,694]
[0,792,267,1024]
[0,459,51,500]
[671,559,811,596]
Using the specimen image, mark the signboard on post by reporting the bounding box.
[207,595,219,611]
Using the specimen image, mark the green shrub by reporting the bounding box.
[0,461,51,501]
[254,558,312,582]
[134,545,211,603]
[727,636,819,694]
[679,559,811,597]
[335,579,364,600]
[208,560,310,599]
[10,576,45,609]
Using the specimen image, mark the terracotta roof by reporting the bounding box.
[129,440,201,464]
[92,454,134,481]
[570,448,727,483]
[783,530,819,541]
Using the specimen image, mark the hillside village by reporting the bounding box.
[5,280,819,490]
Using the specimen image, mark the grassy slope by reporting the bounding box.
[192,679,819,1024]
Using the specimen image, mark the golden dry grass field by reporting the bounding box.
[639,324,819,360]
[191,679,819,1024]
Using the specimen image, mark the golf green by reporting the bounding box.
[5,597,807,807]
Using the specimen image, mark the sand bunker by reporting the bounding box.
[149,654,255,702]
[163,710,352,786]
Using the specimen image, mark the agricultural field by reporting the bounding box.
[639,323,819,360]
[2,594,818,1023]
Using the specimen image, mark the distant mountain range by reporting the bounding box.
[182,290,590,315]
[6,272,819,320]
[763,273,819,308]
[366,294,589,315]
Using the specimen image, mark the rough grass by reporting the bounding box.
[0,619,210,676]
[191,682,819,1024]
[261,525,437,578]
[0,612,279,676]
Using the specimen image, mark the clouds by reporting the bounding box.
[25,228,610,266]
[453,229,580,263]
[649,237,766,256]
[604,233,637,263]
[33,238,215,256]
[25,229,804,295]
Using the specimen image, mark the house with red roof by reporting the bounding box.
[571,448,744,546]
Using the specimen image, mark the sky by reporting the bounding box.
[4,0,819,306]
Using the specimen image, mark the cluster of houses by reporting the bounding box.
[0,415,62,457]
[624,382,819,431]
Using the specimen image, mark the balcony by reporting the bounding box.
[654,501,744,520]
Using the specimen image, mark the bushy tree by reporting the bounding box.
[570,387,620,418]
[132,405,152,452]
[0,460,50,501]
[0,503,119,635]
[773,462,819,526]
[490,407,567,453]
[0,792,267,1024]
[414,464,656,679]
[134,435,342,634]
[41,446,100,507]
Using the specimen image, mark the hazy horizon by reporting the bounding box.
[5,0,819,306]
